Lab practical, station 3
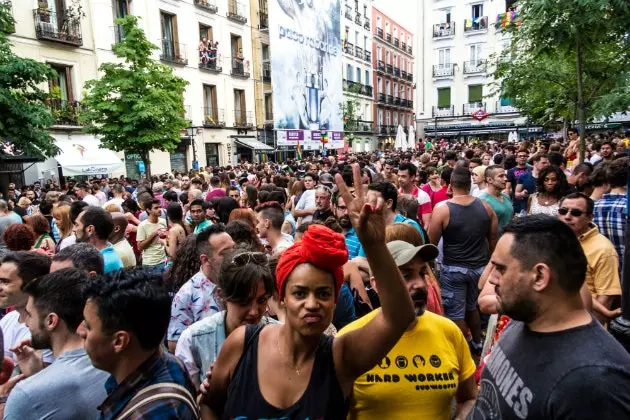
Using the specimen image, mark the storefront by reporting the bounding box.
[233,136,274,164]
[423,121,544,141]
[55,139,123,178]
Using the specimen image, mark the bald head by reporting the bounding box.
[109,212,128,244]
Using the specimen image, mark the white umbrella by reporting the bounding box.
[395,124,405,150]
[408,125,416,150]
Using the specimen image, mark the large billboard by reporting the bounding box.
[269,0,343,149]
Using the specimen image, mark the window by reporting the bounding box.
[234,89,246,123]
[377,77,382,93]
[470,44,482,63]
[468,85,483,103]
[203,85,218,119]
[231,34,243,58]
[199,24,213,43]
[354,0,358,12]
[472,4,483,18]
[365,70,369,85]
[264,93,273,120]
[385,50,389,64]
[205,143,219,167]
[262,44,270,61]
[364,35,367,51]
[364,4,367,17]
[356,67,361,83]
[438,48,451,67]
[113,0,130,42]
[378,109,383,125]
[439,9,452,23]
[160,11,180,59]
[376,46,381,60]
[49,64,73,102]
[346,64,353,81]
[437,87,451,108]
[385,111,390,125]
[393,82,398,96]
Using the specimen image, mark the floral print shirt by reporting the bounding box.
[167,270,224,342]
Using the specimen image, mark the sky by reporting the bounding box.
[372,0,419,35]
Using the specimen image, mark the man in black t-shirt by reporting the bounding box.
[469,215,630,419]
[312,185,334,222]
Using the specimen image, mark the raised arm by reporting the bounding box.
[332,164,415,393]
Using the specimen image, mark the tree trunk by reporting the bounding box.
[576,39,586,164]
[140,149,152,180]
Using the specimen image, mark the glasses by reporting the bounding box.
[231,252,268,267]
[558,207,589,217]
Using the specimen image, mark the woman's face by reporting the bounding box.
[429,173,440,185]
[543,172,558,193]
[283,264,335,337]
[225,280,270,330]
[472,172,481,185]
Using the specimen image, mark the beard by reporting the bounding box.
[338,215,352,230]
[498,296,539,323]
[30,328,51,350]
[75,230,88,243]
[410,288,428,316]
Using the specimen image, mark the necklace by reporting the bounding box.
[275,330,317,376]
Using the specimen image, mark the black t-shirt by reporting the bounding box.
[469,318,630,420]
[313,208,334,222]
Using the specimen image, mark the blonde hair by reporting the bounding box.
[386,223,424,245]
[17,197,31,208]
[45,191,61,203]
[52,203,72,238]
[104,203,123,213]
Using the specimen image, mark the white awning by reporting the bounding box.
[234,137,274,151]
[55,139,123,176]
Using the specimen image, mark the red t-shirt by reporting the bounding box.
[421,184,449,209]
[399,185,432,221]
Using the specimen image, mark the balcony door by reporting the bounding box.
[438,48,451,68]
[49,64,73,103]
[113,0,130,42]
[470,44,482,65]
[234,89,246,124]
[203,85,217,121]
[160,12,179,58]
[472,4,483,19]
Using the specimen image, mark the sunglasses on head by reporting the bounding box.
[231,251,268,267]
[558,207,588,217]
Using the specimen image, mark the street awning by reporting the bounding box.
[234,137,274,151]
[55,139,123,176]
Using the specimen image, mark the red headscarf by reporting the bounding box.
[276,224,348,302]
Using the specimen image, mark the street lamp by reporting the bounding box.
[186,126,202,171]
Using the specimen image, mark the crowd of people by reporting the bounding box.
[0,131,628,419]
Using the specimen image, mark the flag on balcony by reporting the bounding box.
[296,140,303,160]
[465,19,472,29]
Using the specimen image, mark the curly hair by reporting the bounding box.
[4,224,36,251]
[226,220,264,252]
[536,165,569,200]
[164,235,200,294]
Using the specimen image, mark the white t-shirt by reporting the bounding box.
[103,198,125,212]
[82,194,100,207]
[295,189,316,224]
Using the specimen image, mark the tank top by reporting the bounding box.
[442,198,491,268]
[222,324,349,419]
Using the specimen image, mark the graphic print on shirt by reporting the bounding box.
[365,353,459,391]
[469,346,534,420]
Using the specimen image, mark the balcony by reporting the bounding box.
[496,102,519,114]
[376,27,383,39]
[49,100,81,126]
[408,45,413,54]
[227,1,247,24]
[160,40,188,65]
[386,64,393,74]
[401,70,408,80]
[345,120,374,133]
[405,73,413,82]
[344,42,354,55]
[355,46,363,59]
[463,60,487,74]
[199,53,222,73]
[343,80,372,97]
[393,38,399,47]
[231,57,250,78]
[432,106,455,117]
[264,110,273,124]
[259,12,268,29]
[394,97,401,106]
[393,67,401,78]
[463,102,486,116]
[432,64,454,78]
[344,5,352,20]
[401,99,414,109]
[194,0,218,13]
[465,17,488,33]
[378,93,386,103]
[386,95,394,104]
[401,42,406,51]
[378,125,397,135]
[433,22,455,38]
[377,60,385,73]
[203,108,226,128]
[364,50,371,62]
[262,62,271,82]
[364,17,370,30]
[234,110,254,129]
[386,33,392,43]
[355,13,362,25]
[33,9,83,46]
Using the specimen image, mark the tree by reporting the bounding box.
[0,2,57,158]
[342,84,363,147]
[493,0,630,162]
[79,15,189,178]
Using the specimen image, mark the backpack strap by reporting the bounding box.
[115,382,199,420]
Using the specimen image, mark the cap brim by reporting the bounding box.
[395,244,439,266]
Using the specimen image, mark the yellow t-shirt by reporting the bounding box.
[579,224,621,296]
[338,309,475,420]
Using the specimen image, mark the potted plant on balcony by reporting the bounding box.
[36,1,50,23]
[60,0,85,42]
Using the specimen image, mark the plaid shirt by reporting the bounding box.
[99,350,197,420]
[594,193,626,276]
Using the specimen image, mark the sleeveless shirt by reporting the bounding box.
[442,198,491,268]
[222,324,349,419]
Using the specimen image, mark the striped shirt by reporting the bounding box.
[345,228,361,260]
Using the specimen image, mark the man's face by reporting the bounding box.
[0,262,27,309]
[33,183,41,191]
[229,190,240,201]
[334,197,352,230]
[315,190,331,211]
[24,296,51,350]
[201,233,235,280]
[469,162,479,171]
[398,170,414,189]
[399,256,430,317]
[516,152,528,167]
[384,164,393,176]
[150,203,162,218]
[100,179,107,186]
[303,176,315,190]
[190,205,205,223]
[73,212,90,243]
[26,191,35,201]
[488,234,539,323]
[482,154,491,166]
[74,187,85,199]
[182,177,191,189]
[488,168,507,190]
[256,212,269,238]
[601,144,613,158]
[558,197,593,236]
[77,299,116,372]
[131,180,138,188]
[568,131,578,142]
[534,157,549,172]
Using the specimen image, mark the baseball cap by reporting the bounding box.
[386,240,439,266]
[319,173,334,187]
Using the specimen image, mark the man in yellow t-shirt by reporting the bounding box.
[338,240,477,420]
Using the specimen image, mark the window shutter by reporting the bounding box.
[468,85,482,103]
[437,88,451,108]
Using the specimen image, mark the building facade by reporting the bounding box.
[342,0,375,153]
[372,7,415,151]
[415,0,533,141]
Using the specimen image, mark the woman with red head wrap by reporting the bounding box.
[201,164,415,419]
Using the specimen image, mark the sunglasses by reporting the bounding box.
[231,251,268,267]
[558,207,589,217]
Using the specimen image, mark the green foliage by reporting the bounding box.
[79,15,189,176]
[0,2,57,158]
[493,0,630,161]
[343,84,362,132]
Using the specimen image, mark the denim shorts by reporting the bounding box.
[440,264,485,320]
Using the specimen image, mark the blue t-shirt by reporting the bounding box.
[332,283,356,330]
[515,171,538,214]
[344,228,361,260]
[101,245,124,273]
[357,214,423,258]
